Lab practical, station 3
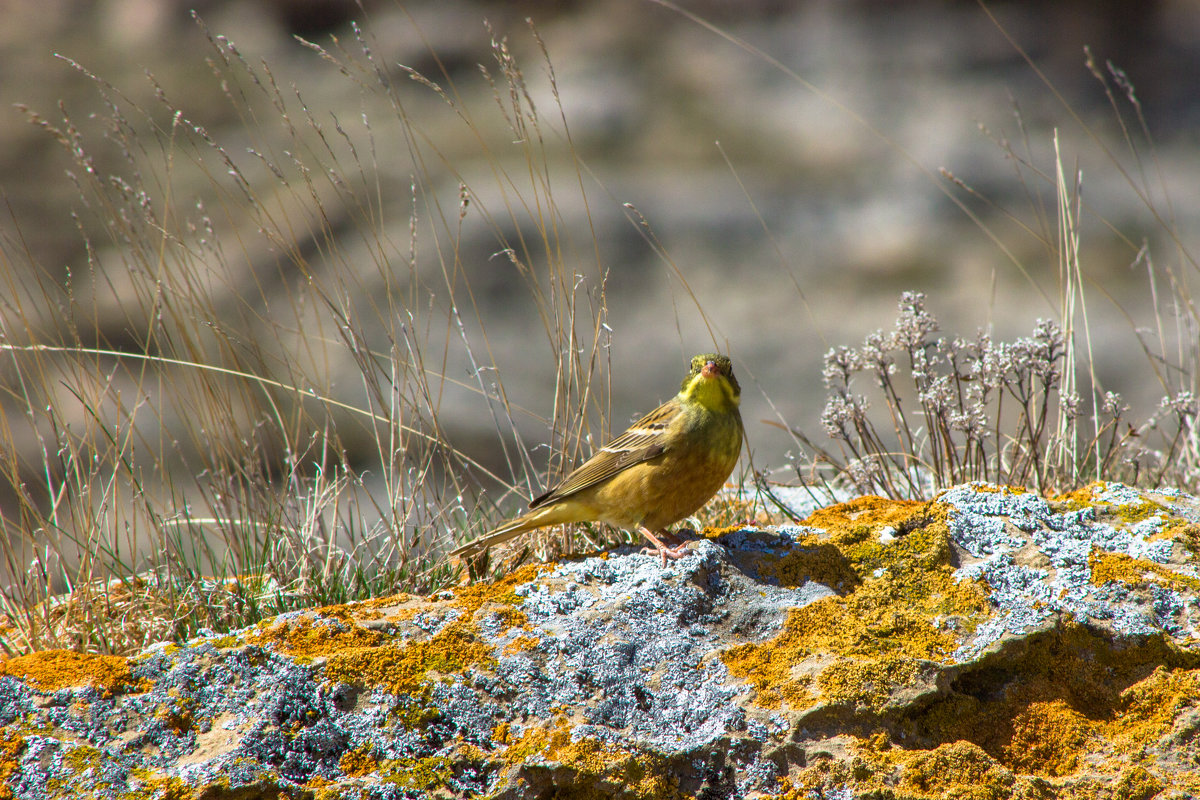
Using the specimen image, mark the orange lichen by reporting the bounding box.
[744,606,1198,795]
[498,719,677,799]
[724,489,1200,787]
[768,717,1179,800]
[305,774,336,800]
[978,485,1030,494]
[245,615,384,663]
[1089,550,1200,591]
[900,623,1200,781]
[701,523,747,539]
[1004,700,1096,777]
[502,634,541,656]
[722,497,988,710]
[498,718,573,763]
[338,743,378,777]
[769,740,1047,800]
[0,731,25,800]
[802,495,935,542]
[1106,666,1200,748]
[451,563,548,616]
[0,650,139,696]
[899,741,1016,799]
[762,542,861,592]
[352,754,457,793]
[1049,483,1172,528]
[1051,485,1200,557]
[1112,766,1166,800]
[243,563,545,702]
[1046,481,1105,508]
[817,654,928,713]
[720,624,812,710]
[320,565,546,695]
[325,621,494,696]
[548,737,677,799]
[487,606,530,631]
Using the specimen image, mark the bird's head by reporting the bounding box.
[680,353,740,411]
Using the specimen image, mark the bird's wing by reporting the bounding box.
[529,397,679,508]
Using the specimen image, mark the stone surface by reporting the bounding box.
[2,482,1200,798]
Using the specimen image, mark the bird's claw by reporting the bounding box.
[638,527,694,567]
[639,542,690,566]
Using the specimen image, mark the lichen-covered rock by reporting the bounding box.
[2,482,1199,799]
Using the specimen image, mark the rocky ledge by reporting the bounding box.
[2,482,1200,799]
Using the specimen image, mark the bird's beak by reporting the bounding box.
[701,360,719,379]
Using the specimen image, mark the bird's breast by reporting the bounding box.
[589,408,742,531]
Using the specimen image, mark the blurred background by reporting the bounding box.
[2,0,1198,506]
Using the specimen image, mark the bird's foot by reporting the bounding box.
[638,527,693,567]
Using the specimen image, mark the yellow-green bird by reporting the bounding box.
[452,353,744,563]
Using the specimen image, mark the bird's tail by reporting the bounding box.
[449,504,572,559]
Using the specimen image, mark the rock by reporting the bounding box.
[2,481,1199,798]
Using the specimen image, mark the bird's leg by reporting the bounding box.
[638,526,690,566]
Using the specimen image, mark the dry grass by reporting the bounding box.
[0,15,627,655]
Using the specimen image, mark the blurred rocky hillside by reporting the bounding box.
[2,0,1198,477]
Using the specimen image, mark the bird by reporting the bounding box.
[451,353,744,564]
